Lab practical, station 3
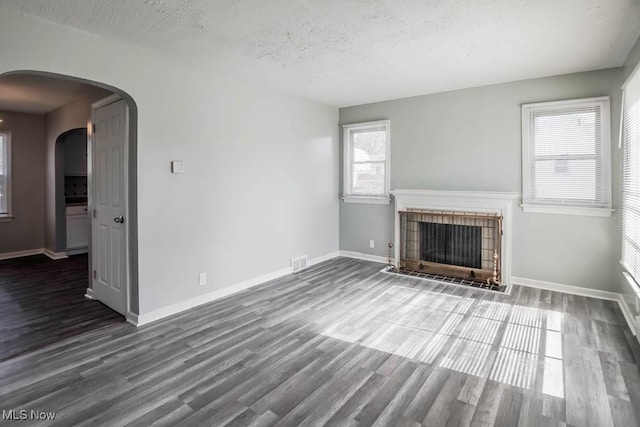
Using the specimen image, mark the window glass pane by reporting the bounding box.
[344,121,389,199]
[352,129,386,162]
[623,87,640,282]
[534,110,598,156]
[352,162,385,195]
[628,135,640,195]
[534,159,596,201]
[522,98,610,208]
[623,207,640,249]
[623,239,640,279]
[0,175,5,214]
[0,135,4,174]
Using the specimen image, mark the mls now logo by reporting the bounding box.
[2,410,56,421]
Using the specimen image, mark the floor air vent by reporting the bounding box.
[291,256,307,273]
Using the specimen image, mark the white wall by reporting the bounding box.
[624,35,640,82]
[0,8,339,314]
[340,68,623,292]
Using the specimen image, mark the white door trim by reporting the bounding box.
[88,94,132,319]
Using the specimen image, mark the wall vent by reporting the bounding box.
[291,255,308,273]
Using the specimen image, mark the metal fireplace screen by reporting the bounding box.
[399,209,502,283]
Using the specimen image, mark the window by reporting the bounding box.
[0,131,10,219]
[521,97,612,216]
[622,68,640,286]
[342,120,390,204]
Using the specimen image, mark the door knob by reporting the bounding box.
[114,216,124,224]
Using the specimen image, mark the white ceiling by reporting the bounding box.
[4,0,640,107]
[0,74,112,114]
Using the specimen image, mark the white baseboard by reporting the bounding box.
[619,272,640,336]
[513,276,637,337]
[44,249,68,260]
[86,286,140,327]
[132,251,340,327]
[307,251,340,266]
[0,248,44,260]
[512,276,620,301]
[126,312,139,326]
[339,250,389,264]
[65,248,87,256]
[616,294,638,336]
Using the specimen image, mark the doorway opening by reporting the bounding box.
[0,71,139,359]
[56,127,89,255]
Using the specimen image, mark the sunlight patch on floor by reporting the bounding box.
[320,285,565,397]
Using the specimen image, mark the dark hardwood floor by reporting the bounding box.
[1,257,639,426]
[0,254,124,362]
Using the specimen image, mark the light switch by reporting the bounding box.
[171,160,185,174]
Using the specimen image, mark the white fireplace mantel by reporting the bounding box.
[390,189,519,290]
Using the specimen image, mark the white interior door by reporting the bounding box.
[92,99,127,315]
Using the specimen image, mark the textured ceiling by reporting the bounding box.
[0,74,112,114]
[4,0,640,107]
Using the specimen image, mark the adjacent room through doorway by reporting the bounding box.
[0,72,139,360]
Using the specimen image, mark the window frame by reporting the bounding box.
[342,120,391,205]
[521,96,613,217]
[621,65,640,290]
[0,131,11,221]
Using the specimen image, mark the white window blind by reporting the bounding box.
[622,69,640,284]
[342,120,390,204]
[0,132,9,215]
[522,97,611,212]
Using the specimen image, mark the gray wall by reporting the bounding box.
[0,9,340,315]
[0,111,46,253]
[340,68,623,292]
[63,129,87,176]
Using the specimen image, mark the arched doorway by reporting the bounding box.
[0,71,139,324]
[54,128,88,253]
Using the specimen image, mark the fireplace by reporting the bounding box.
[420,222,481,268]
[390,190,518,291]
[399,209,502,285]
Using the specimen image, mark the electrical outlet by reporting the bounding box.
[199,272,207,285]
[369,240,375,249]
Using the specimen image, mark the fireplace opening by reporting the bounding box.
[420,223,482,269]
[396,209,504,291]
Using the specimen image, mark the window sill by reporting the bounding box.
[621,266,640,294]
[521,204,614,217]
[0,215,14,223]
[342,195,391,205]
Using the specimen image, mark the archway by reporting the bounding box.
[55,127,88,253]
[0,70,139,320]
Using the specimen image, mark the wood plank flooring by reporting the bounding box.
[0,254,124,362]
[1,257,639,426]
